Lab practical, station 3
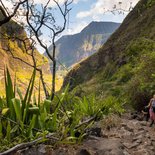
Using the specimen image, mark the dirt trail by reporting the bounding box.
[14,114,155,155]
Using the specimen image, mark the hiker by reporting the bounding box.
[147,95,155,127]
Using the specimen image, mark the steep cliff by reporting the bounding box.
[0,18,51,95]
[63,0,155,109]
[48,22,120,68]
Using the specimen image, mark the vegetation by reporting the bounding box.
[1,0,155,153]
[63,0,155,112]
[0,67,124,152]
[70,37,155,111]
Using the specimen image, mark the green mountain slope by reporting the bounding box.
[63,0,155,110]
[48,22,120,69]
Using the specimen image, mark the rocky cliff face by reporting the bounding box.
[0,18,50,95]
[48,22,120,68]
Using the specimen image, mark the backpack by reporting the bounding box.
[152,99,155,113]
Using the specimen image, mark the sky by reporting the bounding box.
[40,0,140,53]
[64,0,140,35]
[2,0,140,53]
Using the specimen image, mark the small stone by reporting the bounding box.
[140,121,148,126]
[38,144,46,154]
[120,123,127,127]
[145,133,150,138]
[123,150,130,155]
[151,141,155,146]
[135,139,142,144]
[133,149,150,155]
[147,145,155,151]
[123,141,140,149]
[134,130,145,136]
[76,149,91,155]
[122,142,132,149]
[133,135,143,141]
[102,133,109,138]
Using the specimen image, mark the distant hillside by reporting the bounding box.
[47,22,120,69]
[0,17,54,95]
[63,0,155,110]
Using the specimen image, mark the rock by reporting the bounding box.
[102,133,109,138]
[97,148,124,155]
[53,149,67,155]
[122,141,141,149]
[38,144,46,154]
[133,149,150,155]
[86,127,102,137]
[76,149,91,155]
[145,133,150,138]
[87,135,102,141]
[120,123,127,127]
[124,125,134,132]
[134,130,146,136]
[83,138,124,155]
[147,146,155,151]
[121,131,133,140]
[122,142,132,149]
[151,141,155,146]
[140,121,148,126]
[133,135,143,141]
[122,150,130,155]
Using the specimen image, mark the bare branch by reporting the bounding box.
[0,133,58,155]
[0,0,28,26]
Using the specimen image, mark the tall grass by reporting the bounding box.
[0,67,124,152]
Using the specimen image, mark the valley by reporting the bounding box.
[1,0,155,154]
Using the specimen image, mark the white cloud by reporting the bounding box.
[73,0,88,4]
[64,21,88,35]
[33,0,66,5]
[32,0,88,6]
[77,0,140,19]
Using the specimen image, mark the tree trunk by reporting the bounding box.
[51,59,56,100]
[39,69,50,99]
[51,42,56,100]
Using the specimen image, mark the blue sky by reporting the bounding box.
[64,0,139,35]
[37,0,139,53]
[36,0,139,53]
[3,0,140,53]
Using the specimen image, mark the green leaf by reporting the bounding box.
[4,67,15,120]
[0,118,3,138]
[28,115,37,138]
[28,106,40,115]
[12,98,22,122]
[11,125,19,134]
[17,87,23,101]
[2,108,10,116]
[44,100,51,113]
[33,94,37,105]
[6,121,11,141]
[23,69,36,123]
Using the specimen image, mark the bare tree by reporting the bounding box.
[0,0,28,26]
[24,0,73,100]
[0,0,73,100]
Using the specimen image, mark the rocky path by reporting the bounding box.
[15,114,155,155]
